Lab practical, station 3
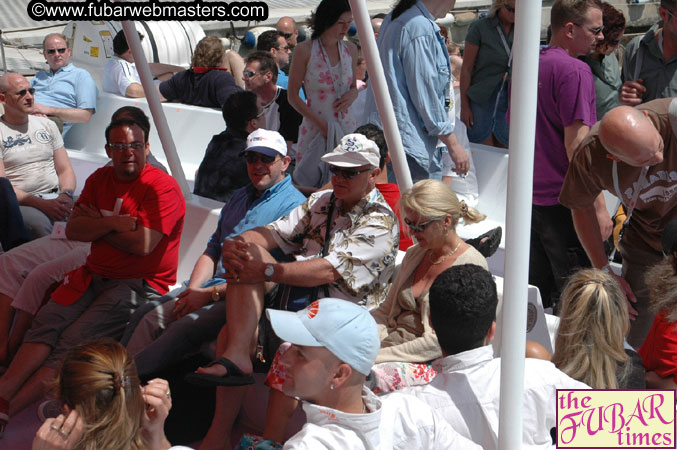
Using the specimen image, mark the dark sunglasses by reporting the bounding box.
[243,70,264,79]
[504,4,515,12]
[403,217,440,233]
[243,152,279,164]
[328,165,372,180]
[107,142,146,152]
[46,48,67,55]
[574,23,604,35]
[10,87,36,97]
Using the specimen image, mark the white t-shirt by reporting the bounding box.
[0,115,64,195]
[103,56,141,96]
[283,387,481,449]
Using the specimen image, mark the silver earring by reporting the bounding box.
[330,384,334,391]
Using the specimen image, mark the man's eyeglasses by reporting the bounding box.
[6,88,36,97]
[574,23,604,35]
[46,48,67,55]
[243,152,279,164]
[277,45,291,51]
[328,165,372,180]
[243,70,265,79]
[504,4,515,13]
[403,217,441,233]
[107,142,145,152]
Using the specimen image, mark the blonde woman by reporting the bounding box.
[30,340,188,450]
[552,269,645,389]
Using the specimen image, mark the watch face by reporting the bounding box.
[265,264,274,277]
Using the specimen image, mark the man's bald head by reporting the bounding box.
[0,72,23,92]
[276,16,298,47]
[0,73,34,121]
[599,106,665,167]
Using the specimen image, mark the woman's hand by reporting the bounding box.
[32,410,84,450]
[141,378,173,450]
[333,87,358,114]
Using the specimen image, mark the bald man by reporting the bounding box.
[560,98,677,347]
[276,16,298,49]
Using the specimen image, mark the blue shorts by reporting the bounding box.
[466,83,509,147]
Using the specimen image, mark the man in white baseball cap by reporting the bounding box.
[267,298,482,450]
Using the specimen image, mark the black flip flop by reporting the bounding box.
[184,357,255,387]
[466,227,502,258]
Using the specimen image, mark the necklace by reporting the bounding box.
[428,241,462,265]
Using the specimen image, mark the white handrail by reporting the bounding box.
[497,0,541,448]
[121,21,191,199]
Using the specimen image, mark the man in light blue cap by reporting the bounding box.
[267,297,482,450]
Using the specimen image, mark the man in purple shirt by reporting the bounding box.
[528,0,608,307]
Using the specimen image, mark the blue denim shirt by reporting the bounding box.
[204,175,306,276]
[364,0,453,170]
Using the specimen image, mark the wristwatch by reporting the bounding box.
[61,189,74,199]
[264,263,275,281]
[211,285,220,302]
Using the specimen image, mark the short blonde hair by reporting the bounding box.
[399,179,485,228]
[551,268,630,389]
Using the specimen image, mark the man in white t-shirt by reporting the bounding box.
[267,298,481,450]
[403,264,589,449]
[0,73,75,239]
[103,30,182,98]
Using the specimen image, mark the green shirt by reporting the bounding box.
[623,24,677,102]
[584,53,621,119]
[465,15,513,105]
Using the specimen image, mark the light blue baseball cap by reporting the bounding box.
[267,298,380,375]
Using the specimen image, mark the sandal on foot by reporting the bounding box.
[466,227,502,258]
[184,357,254,387]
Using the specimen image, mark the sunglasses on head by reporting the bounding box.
[328,165,372,180]
[243,152,279,164]
[403,217,441,233]
[46,48,67,55]
[504,4,515,12]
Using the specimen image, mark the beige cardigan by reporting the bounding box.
[371,244,488,363]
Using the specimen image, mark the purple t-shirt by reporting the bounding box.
[533,47,597,206]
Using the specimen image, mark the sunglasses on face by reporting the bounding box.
[243,70,264,79]
[403,217,440,233]
[328,165,372,180]
[107,142,145,152]
[46,48,67,55]
[504,4,515,12]
[574,23,604,35]
[8,87,36,97]
[243,152,279,164]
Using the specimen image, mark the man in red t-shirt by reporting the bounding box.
[0,117,184,426]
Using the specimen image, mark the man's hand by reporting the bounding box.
[37,197,72,222]
[460,105,474,129]
[111,215,138,233]
[32,410,84,450]
[619,80,646,106]
[173,287,213,318]
[610,271,638,320]
[221,237,251,274]
[72,203,101,218]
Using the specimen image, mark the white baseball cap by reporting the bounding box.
[242,129,287,157]
[321,133,380,168]
[267,298,380,376]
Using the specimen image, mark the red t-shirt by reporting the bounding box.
[639,312,677,383]
[376,183,413,251]
[76,164,185,293]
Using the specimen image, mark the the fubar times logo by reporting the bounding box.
[557,390,676,448]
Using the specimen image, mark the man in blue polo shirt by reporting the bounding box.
[31,33,98,136]
[120,128,306,376]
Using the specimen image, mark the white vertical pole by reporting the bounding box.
[348,0,413,192]
[121,21,191,199]
[497,0,541,448]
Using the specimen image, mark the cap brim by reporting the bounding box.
[239,146,281,158]
[321,152,372,168]
[266,309,322,347]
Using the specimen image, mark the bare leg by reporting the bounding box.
[8,366,55,416]
[0,294,14,364]
[0,342,51,401]
[196,244,276,378]
[263,389,299,442]
[198,325,249,450]
[7,310,34,362]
